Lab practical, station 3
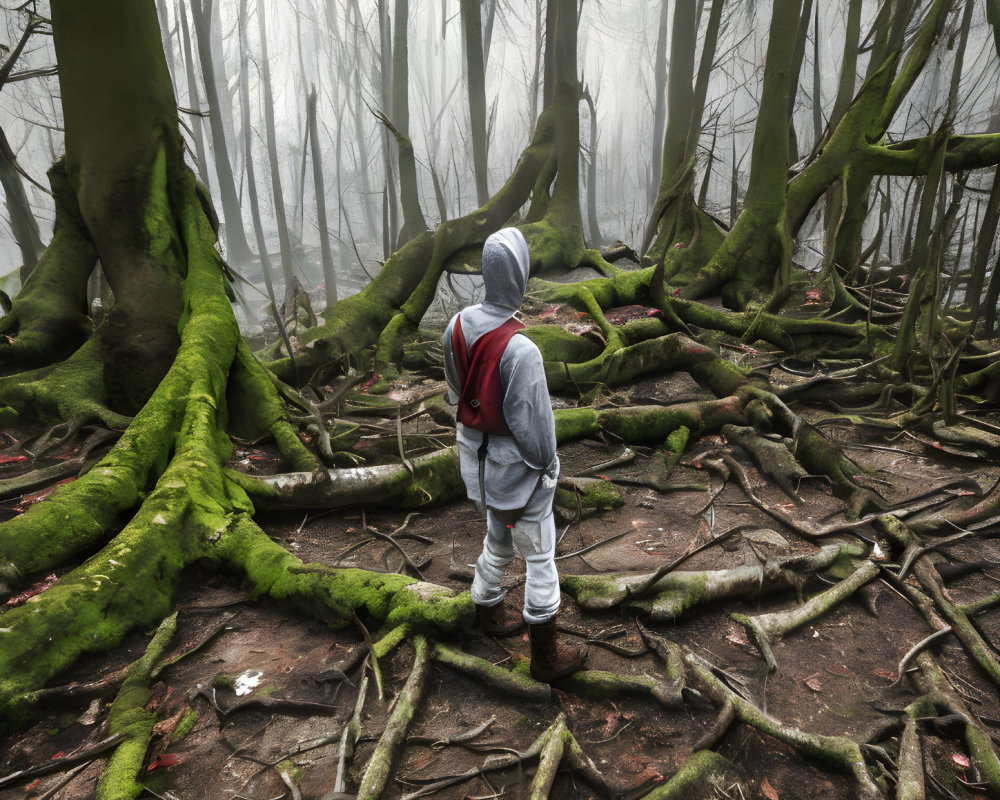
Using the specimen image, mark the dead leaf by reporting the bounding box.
[761,776,779,799]
[873,668,898,680]
[952,753,971,768]
[804,674,823,692]
[147,753,183,771]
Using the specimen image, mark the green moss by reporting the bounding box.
[660,426,691,470]
[640,750,737,799]
[274,759,302,783]
[171,708,198,742]
[211,673,234,689]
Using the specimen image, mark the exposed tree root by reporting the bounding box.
[732,559,880,672]
[430,642,550,702]
[910,652,1000,794]
[0,426,116,501]
[356,636,432,800]
[96,612,177,800]
[686,652,883,799]
[636,749,739,800]
[562,543,865,621]
[879,516,1000,686]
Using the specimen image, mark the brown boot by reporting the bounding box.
[476,601,526,635]
[528,619,587,681]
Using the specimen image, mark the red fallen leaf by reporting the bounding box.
[345,526,356,533]
[598,475,610,480]
[955,490,976,496]
[673,241,686,249]
[672,287,683,296]
[7,574,58,607]
[26,779,41,790]
[826,664,855,677]
[0,453,28,464]
[147,753,183,771]
[952,753,971,768]
[299,433,313,443]
[692,461,702,469]
[538,306,559,319]
[873,668,898,680]
[360,373,381,392]
[761,776,780,800]
[645,308,660,317]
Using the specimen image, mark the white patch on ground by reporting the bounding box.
[234,669,264,696]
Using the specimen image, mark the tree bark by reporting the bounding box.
[191,0,252,264]
[461,0,490,207]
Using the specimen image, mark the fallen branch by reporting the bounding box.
[0,734,124,790]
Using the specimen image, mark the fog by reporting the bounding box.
[2,0,999,319]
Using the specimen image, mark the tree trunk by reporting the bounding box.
[307,86,338,308]
[0,125,44,281]
[461,0,490,207]
[55,0,189,412]
[191,0,252,265]
[391,0,427,247]
[648,0,670,207]
[238,0,279,317]
[177,0,211,189]
[256,0,296,293]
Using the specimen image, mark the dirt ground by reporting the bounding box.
[1,363,999,799]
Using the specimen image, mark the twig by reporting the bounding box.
[0,735,125,789]
[555,529,629,561]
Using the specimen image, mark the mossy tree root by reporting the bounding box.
[562,543,866,621]
[895,712,924,800]
[430,642,550,702]
[562,667,685,708]
[355,636,431,800]
[878,516,1000,687]
[686,652,883,800]
[721,423,810,503]
[637,749,738,800]
[0,338,132,431]
[234,399,744,514]
[96,612,178,800]
[213,515,474,636]
[910,651,1000,794]
[731,560,880,672]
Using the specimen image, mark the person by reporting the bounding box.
[443,227,586,682]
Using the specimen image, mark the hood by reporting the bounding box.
[482,228,530,311]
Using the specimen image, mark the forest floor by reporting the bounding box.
[1,314,999,799]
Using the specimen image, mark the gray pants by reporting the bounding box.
[470,476,560,624]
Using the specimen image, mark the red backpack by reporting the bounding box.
[452,315,525,435]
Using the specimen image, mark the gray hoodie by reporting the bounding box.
[443,228,558,511]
